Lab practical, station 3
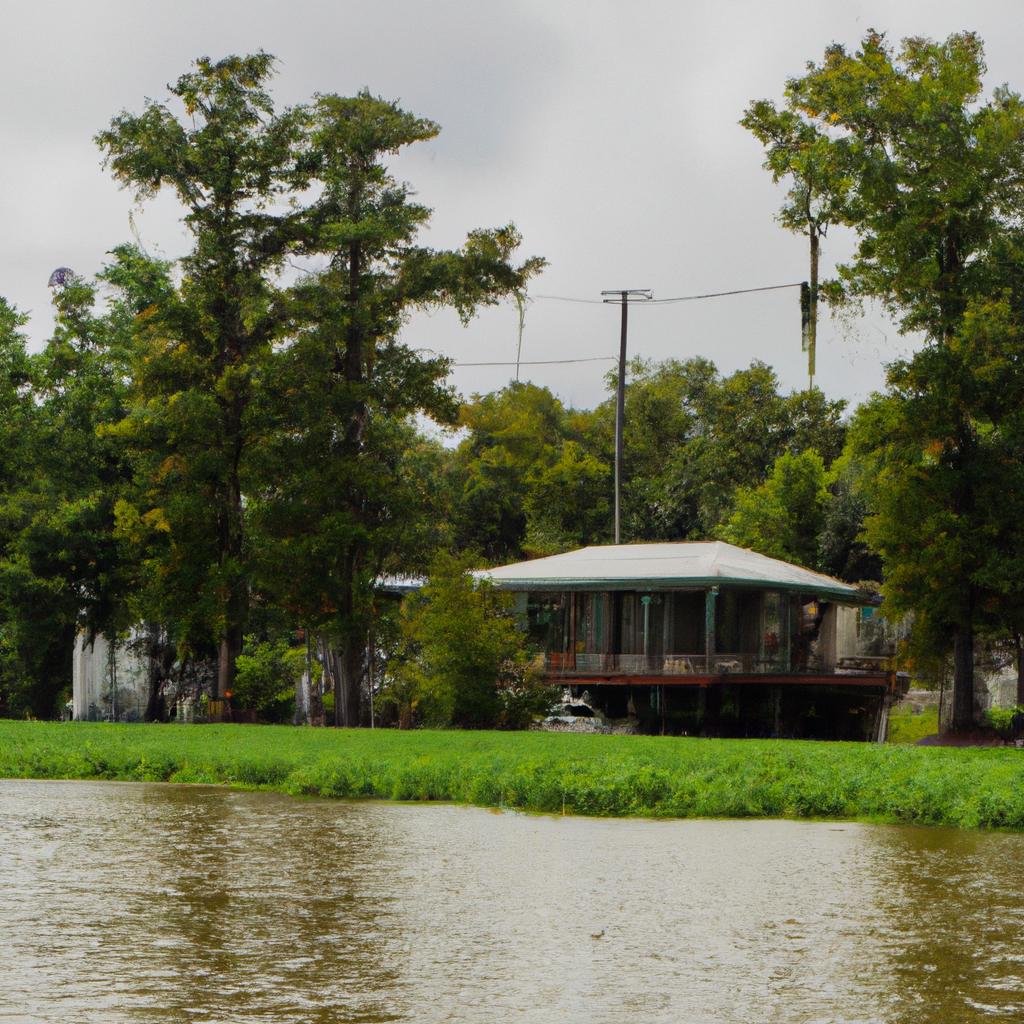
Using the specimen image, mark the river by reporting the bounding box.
[1,779,1023,1023]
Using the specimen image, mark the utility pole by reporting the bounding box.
[601,289,652,544]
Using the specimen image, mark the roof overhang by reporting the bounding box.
[477,542,873,605]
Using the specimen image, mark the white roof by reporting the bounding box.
[479,542,865,602]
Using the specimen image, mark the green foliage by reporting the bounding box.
[233,637,307,722]
[749,30,1024,730]
[97,55,309,691]
[817,453,882,581]
[787,31,1024,339]
[245,89,542,723]
[95,59,543,714]
[452,361,847,561]
[451,383,602,560]
[986,705,1024,739]
[0,253,170,717]
[741,97,849,238]
[6,720,1024,831]
[604,359,845,541]
[722,449,829,568]
[389,553,536,728]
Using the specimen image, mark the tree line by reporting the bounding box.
[4,32,1024,732]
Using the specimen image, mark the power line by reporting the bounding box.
[532,281,802,306]
[650,281,803,303]
[531,293,607,305]
[455,356,616,367]
[452,281,806,375]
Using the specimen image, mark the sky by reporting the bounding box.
[3,0,1024,413]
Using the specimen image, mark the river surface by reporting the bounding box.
[1,780,1023,1023]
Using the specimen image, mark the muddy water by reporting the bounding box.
[1,781,1023,1023]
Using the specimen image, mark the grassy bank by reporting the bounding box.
[2,720,1024,830]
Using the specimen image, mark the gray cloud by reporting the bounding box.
[3,0,1023,413]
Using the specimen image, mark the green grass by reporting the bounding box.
[2,719,1024,830]
[887,706,940,745]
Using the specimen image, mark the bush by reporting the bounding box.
[986,705,1024,740]
[496,661,557,729]
[386,552,535,729]
[233,637,305,722]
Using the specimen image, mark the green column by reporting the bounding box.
[705,587,718,671]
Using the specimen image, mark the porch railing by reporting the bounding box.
[545,652,761,675]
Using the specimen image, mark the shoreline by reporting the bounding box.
[2,719,1023,832]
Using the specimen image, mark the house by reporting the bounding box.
[479,541,907,740]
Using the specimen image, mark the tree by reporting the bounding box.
[847,298,1024,715]
[233,636,306,722]
[752,31,1024,729]
[451,382,604,560]
[721,449,829,568]
[522,440,610,556]
[0,252,167,718]
[741,97,850,385]
[582,358,845,541]
[252,92,543,725]
[817,452,883,583]
[389,552,533,728]
[0,299,43,715]
[97,54,307,700]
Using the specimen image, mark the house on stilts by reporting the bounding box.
[479,542,907,741]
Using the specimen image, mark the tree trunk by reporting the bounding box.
[297,631,325,727]
[295,631,312,726]
[951,623,975,733]
[1016,634,1024,708]
[216,623,244,700]
[215,381,248,700]
[144,623,166,723]
[331,642,362,727]
[295,666,310,726]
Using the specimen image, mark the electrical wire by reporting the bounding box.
[531,294,607,305]
[531,281,803,305]
[451,282,805,373]
[650,282,803,303]
[455,356,617,367]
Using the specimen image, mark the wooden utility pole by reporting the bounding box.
[601,289,652,543]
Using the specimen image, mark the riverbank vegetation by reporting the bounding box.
[3,721,1024,831]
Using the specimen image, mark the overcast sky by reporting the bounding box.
[3,0,1023,412]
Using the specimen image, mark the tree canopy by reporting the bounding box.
[746,29,1024,729]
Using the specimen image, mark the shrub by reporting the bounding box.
[986,705,1024,740]
[233,637,304,722]
[387,552,533,728]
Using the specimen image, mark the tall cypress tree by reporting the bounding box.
[97,55,307,698]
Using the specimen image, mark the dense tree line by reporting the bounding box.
[0,56,541,721]
[5,32,1024,734]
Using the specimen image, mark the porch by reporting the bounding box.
[523,586,879,681]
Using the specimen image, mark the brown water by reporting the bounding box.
[1,781,1023,1023]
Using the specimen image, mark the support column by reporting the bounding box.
[705,587,718,672]
[568,592,576,670]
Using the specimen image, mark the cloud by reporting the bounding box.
[2,0,1022,409]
